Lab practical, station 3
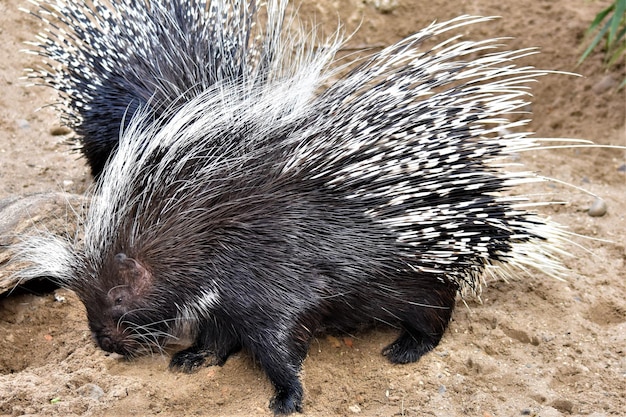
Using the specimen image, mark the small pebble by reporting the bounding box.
[50,126,73,136]
[370,0,398,13]
[16,119,30,130]
[618,163,626,173]
[591,75,617,94]
[588,198,607,217]
[435,349,449,357]
[550,399,574,414]
[76,383,105,400]
[348,404,361,413]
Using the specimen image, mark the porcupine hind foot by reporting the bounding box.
[382,325,443,364]
[382,284,457,364]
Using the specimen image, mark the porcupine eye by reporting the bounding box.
[107,286,132,311]
[114,295,124,306]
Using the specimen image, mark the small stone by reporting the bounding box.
[535,406,563,417]
[617,163,626,173]
[588,198,607,217]
[53,290,67,303]
[16,119,30,130]
[369,0,398,13]
[550,399,574,414]
[592,75,617,94]
[50,126,73,136]
[348,404,361,413]
[76,383,105,400]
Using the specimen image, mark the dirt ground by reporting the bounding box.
[0,0,624,416]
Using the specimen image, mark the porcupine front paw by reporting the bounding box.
[169,349,213,373]
[170,338,242,372]
[169,348,238,372]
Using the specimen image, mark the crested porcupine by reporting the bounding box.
[13,5,579,415]
[23,0,303,177]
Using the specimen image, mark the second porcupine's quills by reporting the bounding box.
[22,0,298,177]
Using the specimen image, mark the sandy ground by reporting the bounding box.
[0,0,625,416]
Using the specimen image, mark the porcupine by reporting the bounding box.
[22,0,296,177]
[14,6,577,415]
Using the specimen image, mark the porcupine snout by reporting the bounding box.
[77,252,162,357]
[92,330,127,355]
[86,301,140,357]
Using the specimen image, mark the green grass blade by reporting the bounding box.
[607,41,626,66]
[608,0,626,44]
[578,17,613,65]
[585,3,615,36]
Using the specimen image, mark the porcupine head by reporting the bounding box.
[82,252,159,356]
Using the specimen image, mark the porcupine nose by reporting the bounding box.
[98,335,115,352]
[96,333,127,355]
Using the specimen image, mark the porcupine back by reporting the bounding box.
[22,0,298,177]
[14,15,574,415]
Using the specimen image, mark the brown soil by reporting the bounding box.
[0,0,625,416]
